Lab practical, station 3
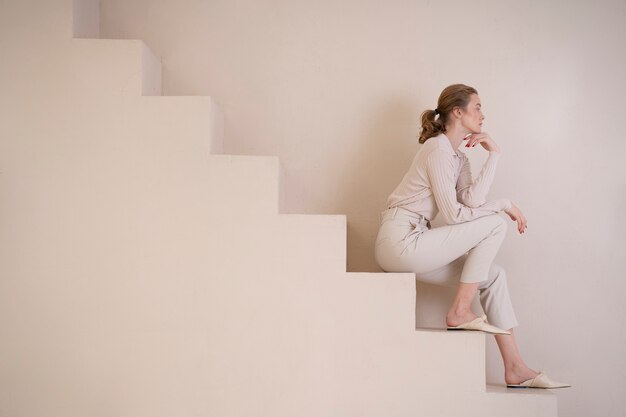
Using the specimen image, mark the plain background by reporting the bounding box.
[99,1,626,416]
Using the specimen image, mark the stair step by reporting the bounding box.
[485,385,557,416]
[0,0,78,41]
[89,96,224,158]
[1,37,161,99]
[276,214,347,272]
[134,96,224,155]
[70,38,161,96]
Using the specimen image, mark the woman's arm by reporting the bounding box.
[427,149,511,225]
[456,152,502,208]
[505,202,528,234]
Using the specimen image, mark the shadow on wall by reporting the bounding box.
[336,94,419,272]
[415,282,455,328]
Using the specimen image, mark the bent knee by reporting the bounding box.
[491,213,507,227]
[484,214,507,235]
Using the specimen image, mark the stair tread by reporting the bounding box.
[486,384,556,397]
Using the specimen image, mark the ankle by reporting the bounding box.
[504,364,539,384]
[448,302,472,317]
[446,309,478,327]
[504,361,536,375]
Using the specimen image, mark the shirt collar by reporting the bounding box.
[438,133,463,157]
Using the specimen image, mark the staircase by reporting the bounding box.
[0,1,557,416]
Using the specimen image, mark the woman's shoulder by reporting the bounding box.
[422,133,452,155]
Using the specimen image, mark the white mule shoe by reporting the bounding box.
[507,371,571,389]
[446,314,511,335]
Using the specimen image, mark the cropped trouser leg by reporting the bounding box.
[415,255,519,330]
[375,210,519,330]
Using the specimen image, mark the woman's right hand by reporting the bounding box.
[505,203,527,234]
[464,132,501,153]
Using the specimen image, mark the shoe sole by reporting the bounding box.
[446,328,510,336]
[506,385,571,389]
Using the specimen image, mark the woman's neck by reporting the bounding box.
[443,124,471,151]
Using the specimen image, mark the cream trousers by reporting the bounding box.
[374,207,519,330]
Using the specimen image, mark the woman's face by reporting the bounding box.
[459,94,485,133]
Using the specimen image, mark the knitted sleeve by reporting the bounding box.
[427,149,511,225]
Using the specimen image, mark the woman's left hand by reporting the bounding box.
[464,132,501,153]
[504,203,528,235]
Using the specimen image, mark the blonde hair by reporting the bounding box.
[418,83,478,144]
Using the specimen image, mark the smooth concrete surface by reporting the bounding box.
[0,0,569,416]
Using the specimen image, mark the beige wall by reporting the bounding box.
[98,1,626,416]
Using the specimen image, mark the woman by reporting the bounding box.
[374,84,569,389]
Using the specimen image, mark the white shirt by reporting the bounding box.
[386,133,512,224]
